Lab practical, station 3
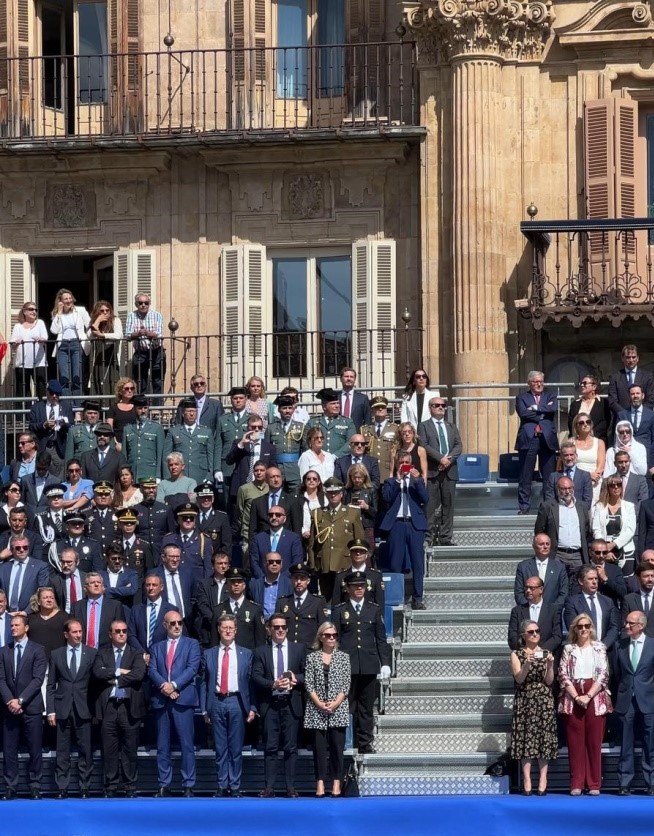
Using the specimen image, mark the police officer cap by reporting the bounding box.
[344,570,368,585]
[348,538,370,553]
[63,511,86,525]
[316,387,339,403]
[132,394,148,407]
[175,501,198,516]
[228,386,248,397]
[82,399,101,412]
[370,395,388,409]
[196,482,215,498]
[289,562,313,578]
[225,566,249,582]
[323,477,345,493]
[139,476,158,488]
[274,395,296,408]
[44,483,66,499]
[94,422,114,435]
[180,398,197,410]
[115,508,138,524]
[93,480,114,494]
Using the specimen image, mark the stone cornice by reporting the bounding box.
[405,0,555,64]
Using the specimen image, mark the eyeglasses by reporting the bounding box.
[525,628,540,635]
[525,585,542,590]
[577,624,592,630]
[136,301,150,306]
[591,550,608,555]
[98,308,110,313]
[430,403,446,408]
[350,441,366,446]
[179,515,195,522]
[13,545,29,552]
[112,628,128,634]
[67,468,81,474]
[24,307,37,312]
[18,440,33,445]
[305,476,320,482]
[271,625,287,630]
[323,633,337,639]
[608,483,622,489]
[167,620,183,626]
[576,420,591,426]
[414,373,427,379]
[618,430,631,435]
[267,560,282,565]
[191,382,206,387]
[268,512,285,518]
[122,386,135,392]
[7,487,21,493]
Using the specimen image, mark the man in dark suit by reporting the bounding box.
[618,384,654,470]
[200,614,256,797]
[507,575,562,651]
[614,610,654,793]
[0,591,12,648]
[249,506,304,579]
[225,415,278,499]
[196,482,232,552]
[70,573,125,648]
[334,539,386,607]
[20,453,60,514]
[99,543,140,608]
[192,552,231,646]
[48,511,103,573]
[174,374,224,434]
[608,344,654,417]
[534,476,591,585]
[588,538,627,609]
[417,396,463,546]
[563,565,620,650]
[49,547,87,612]
[93,618,148,797]
[623,562,654,637]
[151,545,195,624]
[513,534,569,610]
[80,423,126,485]
[615,451,649,512]
[148,611,202,796]
[380,451,430,609]
[128,573,178,659]
[332,572,392,754]
[0,508,43,563]
[251,613,306,797]
[248,467,302,541]
[514,371,558,514]
[334,435,381,489]
[28,379,74,478]
[638,497,654,557]
[276,563,327,647]
[0,614,47,798]
[0,534,50,613]
[543,441,594,506]
[339,367,371,430]
[46,618,96,798]
[249,552,294,621]
[210,568,266,651]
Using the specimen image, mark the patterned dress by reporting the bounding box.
[510,649,558,760]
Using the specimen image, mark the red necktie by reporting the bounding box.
[343,392,351,418]
[87,601,97,648]
[220,645,230,695]
[69,576,78,604]
[166,639,177,680]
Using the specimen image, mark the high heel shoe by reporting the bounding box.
[520,789,532,796]
[534,790,547,796]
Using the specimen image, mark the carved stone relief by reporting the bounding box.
[1,179,37,219]
[282,172,329,220]
[44,183,97,229]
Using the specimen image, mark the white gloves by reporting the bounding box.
[214,471,224,484]
[380,666,391,680]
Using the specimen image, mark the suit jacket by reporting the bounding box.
[417,419,463,480]
[334,453,381,489]
[380,476,429,532]
[80,448,126,485]
[28,400,75,458]
[0,640,47,714]
[200,643,255,717]
[150,566,196,620]
[70,596,125,648]
[623,592,654,638]
[225,440,278,497]
[507,603,562,652]
[0,612,12,647]
[0,557,50,612]
[46,643,97,719]
[248,575,294,612]
[192,576,230,644]
[20,472,60,514]
[250,529,304,579]
[148,635,201,708]
[341,390,371,431]
[534,499,591,562]
[251,641,306,718]
[33,508,67,547]
[331,599,392,675]
[513,556,569,608]
[637,498,654,557]
[175,397,224,435]
[618,406,654,467]
[563,592,620,648]
[127,600,178,652]
[248,492,303,541]
[608,367,654,416]
[215,412,251,477]
[544,469,593,506]
[0,529,43,563]
[614,635,654,714]
[99,568,140,607]
[623,472,650,511]
[514,389,558,451]
[49,569,87,611]
[588,560,628,609]
[92,643,147,719]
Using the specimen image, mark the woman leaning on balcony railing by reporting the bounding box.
[9,302,48,402]
[50,288,91,401]
[87,300,123,397]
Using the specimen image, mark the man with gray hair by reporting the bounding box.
[156,452,197,507]
[543,440,593,505]
[514,370,559,515]
[125,293,165,396]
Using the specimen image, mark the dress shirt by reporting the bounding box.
[216,642,238,693]
[558,502,581,549]
[18,457,36,478]
[272,640,289,694]
[535,558,549,582]
[110,644,126,697]
[0,613,6,647]
[8,559,26,606]
[641,590,652,614]
[35,475,46,501]
[572,644,595,678]
[294,592,307,607]
[107,568,124,589]
[147,598,162,646]
[229,596,245,614]
[86,596,103,646]
[529,601,542,622]
[123,536,136,550]
[263,581,279,620]
[632,407,642,431]
[396,476,412,518]
[165,571,184,616]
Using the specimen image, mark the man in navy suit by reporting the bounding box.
[80,423,126,485]
[46,618,97,798]
[251,613,306,797]
[608,344,654,417]
[249,506,303,579]
[618,384,654,472]
[70,573,125,648]
[0,535,50,614]
[192,552,231,646]
[563,565,620,650]
[200,614,256,797]
[514,371,558,514]
[0,508,43,562]
[148,610,202,796]
[380,451,430,609]
[543,441,594,506]
[614,610,654,793]
[513,534,568,610]
[20,453,60,514]
[0,591,12,647]
[248,551,294,619]
[28,379,74,478]
[0,614,47,798]
[225,415,277,499]
[587,539,627,609]
[128,573,178,659]
[174,374,224,434]
[334,435,381,489]
[622,563,654,637]
[151,545,195,624]
[99,543,140,608]
[339,367,371,431]
[507,576,562,652]
[248,467,302,540]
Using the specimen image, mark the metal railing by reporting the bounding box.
[0,42,418,143]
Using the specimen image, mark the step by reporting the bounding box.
[426,545,528,560]
[377,713,512,732]
[400,641,508,659]
[359,774,510,795]
[396,657,511,678]
[373,730,511,754]
[445,514,537,530]
[422,591,515,610]
[388,676,514,696]
[384,694,514,714]
[406,624,509,642]
[359,751,504,775]
[446,529,533,547]
[424,576,514,591]
[431,559,521,578]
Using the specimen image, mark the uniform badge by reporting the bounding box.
[245,611,251,623]
[283,604,289,612]
[344,611,350,620]
[82,546,90,554]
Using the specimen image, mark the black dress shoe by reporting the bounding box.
[4,789,16,800]
[30,789,42,800]
[411,600,426,610]
[359,744,376,754]
[79,790,90,799]
[56,791,68,799]
[534,790,547,796]
[214,788,230,797]
[231,790,243,798]
[646,787,654,796]
[156,787,171,798]
[182,788,194,798]
[618,787,631,796]
[125,789,136,798]
[286,789,299,798]
[520,789,532,796]
[517,509,530,515]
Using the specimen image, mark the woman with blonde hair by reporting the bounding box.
[592,475,637,574]
[396,421,428,482]
[245,375,275,429]
[571,414,606,506]
[107,377,138,451]
[50,288,90,399]
[344,463,377,552]
[87,299,123,396]
[9,301,48,400]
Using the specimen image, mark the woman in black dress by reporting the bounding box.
[568,373,611,444]
[107,377,138,451]
[27,587,68,659]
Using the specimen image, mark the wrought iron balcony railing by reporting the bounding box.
[517,217,654,328]
[0,42,418,144]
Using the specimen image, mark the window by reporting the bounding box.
[276,0,308,98]
[317,0,344,96]
[78,1,108,103]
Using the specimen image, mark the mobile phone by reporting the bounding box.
[533,650,543,659]
[399,463,412,476]
[282,670,293,680]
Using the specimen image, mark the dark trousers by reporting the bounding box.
[101,699,140,791]
[319,572,337,604]
[55,709,93,790]
[564,679,605,791]
[14,367,47,402]
[425,474,456,543]
[2,711,43,790]
[261,699,299,790]
[387,519,425,601]
[517,435,557,511]
[618,697,654,789]
[210,694,246,790]
[132,347,166,397]
[312,726,346,782]
[350,673,377,750]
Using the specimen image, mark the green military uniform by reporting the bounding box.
[267,418,304,491]
[303,415,356,457]
[163,423,216,485]
[215,412,250,478]
[64,422,98,463]
[360,421,401,480]
[123,418,165,481]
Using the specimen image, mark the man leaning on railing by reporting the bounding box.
[125,294,165,399]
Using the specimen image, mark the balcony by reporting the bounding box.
[0,42,419,148]
[517,217,654,328]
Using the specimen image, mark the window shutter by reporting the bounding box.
[2,252,33,348]
[0,1,7,94]
[229,0,269,128]
[109,0,140,132]
[113,251,130,329]
[347,0,385,119]
[113,249,155,327]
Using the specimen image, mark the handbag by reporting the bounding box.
[342,761,360,797]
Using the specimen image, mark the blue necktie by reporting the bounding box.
[271,532,279,551]
[114,649,126,699]
[15,643,22,673]
[70,645,78,676]
[276,643,284,679]
[148,602,157,644]
[588,596,598,633]
[9,561,24,612]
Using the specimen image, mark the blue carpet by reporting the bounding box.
[3,795,653,836]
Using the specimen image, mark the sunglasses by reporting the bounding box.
[7,487,21,493]
[24,307,37,312]
[18,440,33,445]
[580,380,593,385]
[137,301,150,306]
[525,628,540,635]
[122,386,135,391]
[96,432,112,437]
[430,403,446,408]
[350,441,366,445]
[267,560,282,565]
[191,382,206,387]
[268,513,285,518]
[13,545,29,552]
[179,515,195,522]
[577,624,592,630]
[166,620,183,626]
[618,430,631,435]
[414,373,427,379]
[112,628,128,634]
[98,308,110,313]
[591,550,608,555]
[271,625,287,630]
[576,420,591,426]
[305,477,320,482]
[323,633,337,639]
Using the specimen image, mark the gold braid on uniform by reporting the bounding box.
[313,509,333,545]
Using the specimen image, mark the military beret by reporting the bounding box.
[180,398,197,410]
[323,477,345,493]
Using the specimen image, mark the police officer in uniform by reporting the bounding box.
[123,395,166,481]
[64,399,102,463]
[308,477,365,603]
[115,507,155,580]
[278,563,329,648]
[33,484,68,549]
[334,539,385,607]
[360,396,401,480]
[331,570,391,754]
[267,396,304,493]
[209,567,266,650]
[49,511,103,573]
[303,389,356,458]
[163,399,217,485]
[214,387,251,504]
[195,482,232,553]
[85,481,118,554]
[134,477,169,558]
[161,501,214,582]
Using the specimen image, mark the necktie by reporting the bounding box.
[565,468,572,478]
[169,573,183,614]
[276,643,284,679]
[115,648,126,698]
[631,640,641,670]
[295,597,302,609]
[166,639,176,680]
[633,410,640,431]
[629,370,635,386]
[355,602,362,615]
[343,392,351,418]
[354,456,361,465]
[376,423,382,438]
[436,422,448,456]
[49,405,55,421]
[402,479,410,516]
[271,532,279,551]
[15,643,22,673]
[9,561,24,611]
[99,451,105,466]
[87,601,98,648]
[70,645,78,676]
[644,593,651,617]
[182,535,189,545]
[187,425,194,436]
[269,493,278,509]
[69,576,78,605]
[148,602,157,644]
[588,595,598,632]
[201,513,207,525]
[247,452,255,482]
[220,645,230,695]
[233,601,240,615]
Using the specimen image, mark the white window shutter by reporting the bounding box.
[352,240,370,367]
[2,253,33,381]
[114,249,157,327]
[113,250,131,328]
[133,250,156,302]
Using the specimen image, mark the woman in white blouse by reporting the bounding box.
[10,301,48,400]
[298,426,336,483]
[50,288,90,399]
[400,368,440,429]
